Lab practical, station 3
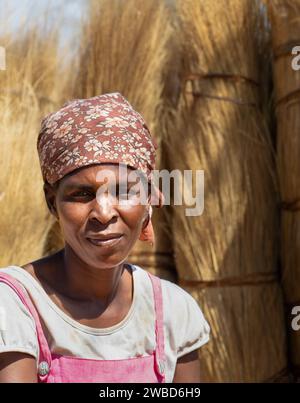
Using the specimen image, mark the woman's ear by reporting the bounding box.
[142,205,152,229]
[43,181,59,220]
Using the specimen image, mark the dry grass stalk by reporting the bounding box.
[160,0,288,381]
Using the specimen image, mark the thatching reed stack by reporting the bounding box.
[267,0,300,382]
[0,21,69,267]
[160,0,288,381]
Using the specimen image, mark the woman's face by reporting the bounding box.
[44,163,150,269]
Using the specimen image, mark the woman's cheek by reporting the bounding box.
[57,203,87,232]
[120,208,147,246]
[118,201,146,226]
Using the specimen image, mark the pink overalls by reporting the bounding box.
[0,271,166,383]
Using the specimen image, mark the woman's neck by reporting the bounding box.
[54,247,128,306]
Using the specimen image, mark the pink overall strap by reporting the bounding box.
[146,271,166,379]
[0,272,52,374]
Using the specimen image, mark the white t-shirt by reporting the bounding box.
[0,264,210,382]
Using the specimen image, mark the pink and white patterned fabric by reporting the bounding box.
[37,92,157,185]
[37,92,164,246]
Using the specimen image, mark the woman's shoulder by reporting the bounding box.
[0,264,38,285]
[133,265,196,301]
[0,266,33,315]
[0,266,40,362]
[159,278,210,356]
[0,265,38,308]
[159,276,207,322]
[131,263,206,316]
[0,264,48,309]
[131,265,211,356]
[0,265,29,284]
[0,250,64,291]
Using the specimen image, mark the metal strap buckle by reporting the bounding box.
[38,361,50,376]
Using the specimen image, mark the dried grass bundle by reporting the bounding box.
[267,0,300,381]
[0,18,71,265]
[160,0,288,381]
[74,0,171,131]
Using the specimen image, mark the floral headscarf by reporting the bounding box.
[37,92,164,246]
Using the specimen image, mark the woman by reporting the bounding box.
[0,92,210,383]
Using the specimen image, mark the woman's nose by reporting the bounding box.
[89,193,118,224]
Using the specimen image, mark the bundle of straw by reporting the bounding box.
[267,0,300,382]
[160,0,288,381]
[0,19,70,266]
[47,0,177,281]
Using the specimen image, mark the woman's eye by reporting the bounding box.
[117,188,140,199]
[73,191,92,198]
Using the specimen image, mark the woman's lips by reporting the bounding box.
[86,235,124,247]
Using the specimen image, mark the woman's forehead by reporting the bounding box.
[59,164,142,188]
